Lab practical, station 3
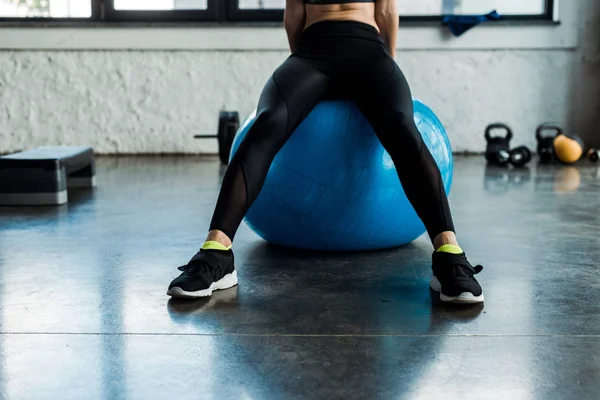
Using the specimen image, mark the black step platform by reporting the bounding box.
[0,146,96,206]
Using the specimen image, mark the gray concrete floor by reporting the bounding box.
[0,156,599,399]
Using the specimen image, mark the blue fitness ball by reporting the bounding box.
[230,99,453,251]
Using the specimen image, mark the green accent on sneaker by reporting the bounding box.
[201,241,232,251]
[436,244,463,254]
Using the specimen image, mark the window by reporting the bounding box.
[0,0,92,18]
[235,0,554,21]
[238,0,549,15]
[105,0,215,22]
[113,0,207,11]
[0,0,555,23]
[446,0,547,15]
[238,0,281,9]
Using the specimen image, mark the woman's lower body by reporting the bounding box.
[167,21,484,304]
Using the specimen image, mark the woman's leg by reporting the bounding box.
[209,56,331,244]
[168,56,331,298]
[350,54,484,304]
[351,56,455,245]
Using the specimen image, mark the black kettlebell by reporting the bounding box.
[588,149,600,163]
[509,146,532,168]
[485,123,512,166]
[536,123,562,163]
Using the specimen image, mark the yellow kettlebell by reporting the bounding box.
[553,133,584,164]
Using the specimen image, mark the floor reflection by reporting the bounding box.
[0,156,599,398]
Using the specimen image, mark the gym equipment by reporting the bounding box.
[554,133,584,164]
[484,123,512,166]
[588,149,599,163]
[230,99,453,251]
[509,146,532,168]
[0,146,95,206]
[536,123,562,163]
[194,111,239,165]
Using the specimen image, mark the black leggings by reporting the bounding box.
[210,20,454,242]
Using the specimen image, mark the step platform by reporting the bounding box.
[0,146,96,206]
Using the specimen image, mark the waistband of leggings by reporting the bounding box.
[299,20,382,43]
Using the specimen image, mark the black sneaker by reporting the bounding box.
[430,252,484,304]
[167,249,238,299]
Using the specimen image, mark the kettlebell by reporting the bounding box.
[536,123,562,163]
[485,123,512,166]
[588,149,599,163]
[509,146,532,168]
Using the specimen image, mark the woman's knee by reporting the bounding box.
[231,104,289,171]
[255,104,288,132]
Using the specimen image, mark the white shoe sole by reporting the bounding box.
[430,276,484,304]
[167,270,238,299]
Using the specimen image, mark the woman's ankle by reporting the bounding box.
[433,231,459,250]
[206,230,232,248]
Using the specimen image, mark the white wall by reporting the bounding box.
[0,0,598,155]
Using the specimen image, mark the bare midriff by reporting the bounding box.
[305,3,379,32]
